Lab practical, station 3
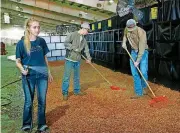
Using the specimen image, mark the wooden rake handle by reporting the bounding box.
[81,55,112,86]
[125,49,156,97]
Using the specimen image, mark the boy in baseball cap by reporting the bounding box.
[122,19,149,99]
[61,22,92,101]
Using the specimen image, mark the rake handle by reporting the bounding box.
[81,55,112,86]
[125,49,156,97]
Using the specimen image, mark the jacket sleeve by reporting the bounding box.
[137,29,147,62]
[122,35,127,49]
[84,40,92,60]
[64,33,73,50]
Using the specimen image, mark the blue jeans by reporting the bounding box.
[62,60,80,96]
[22,74,48,129]
[130,50,148,96]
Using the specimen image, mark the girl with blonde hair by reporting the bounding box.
[16,17,53,133]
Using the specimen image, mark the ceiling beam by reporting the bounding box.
[7,0,110,22]
[1,1,92,25]
[1,7,70,25]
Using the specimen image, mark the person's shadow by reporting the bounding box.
[81,79,105,91]
[46,105,69,126]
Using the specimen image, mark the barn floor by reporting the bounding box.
[42,60,180,133]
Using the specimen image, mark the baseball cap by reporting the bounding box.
[81,22,91,31]
[126,19,137,31]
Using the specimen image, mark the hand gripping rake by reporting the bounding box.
[124,48,168,106]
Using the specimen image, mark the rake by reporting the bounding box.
[124,48,168,106]
[81,54,121,90]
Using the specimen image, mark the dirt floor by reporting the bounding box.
[40,60,180,133]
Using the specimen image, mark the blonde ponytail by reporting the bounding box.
[24,28,31,54]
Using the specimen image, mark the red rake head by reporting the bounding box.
[149,95,168,107]
[110,86,120,90]
[110,86,126,91]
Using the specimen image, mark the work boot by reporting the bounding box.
[36,125,50,133]
[130,95,143,99]
[74,91,87,96]
[63,95,68,101]
[21,126,31,133]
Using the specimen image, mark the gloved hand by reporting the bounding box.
[134,61,140,67]
[86,59,91,64]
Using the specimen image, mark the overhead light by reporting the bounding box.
[23,15,28,18]
[18,13,21,16]
[13,25,21,27]
[16,6,19,9]
[4,13,10,24]
[109,0,114,3]
[69,20,75,23]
